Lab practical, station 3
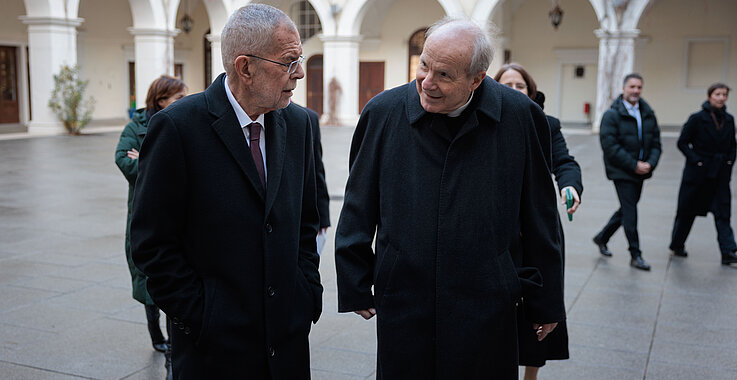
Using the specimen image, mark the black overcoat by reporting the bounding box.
[131,74,322,380]
[335,78,565,379]
[675,102,736,216]
[302,106,331,228]
[599,95,662,181]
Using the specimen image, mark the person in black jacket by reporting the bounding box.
[669,83,737,265]
[593,73,661,271]
[495,63,582,380]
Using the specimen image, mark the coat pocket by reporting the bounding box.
[374,242,400,302]
[194,277,219,348]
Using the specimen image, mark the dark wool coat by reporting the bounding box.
[302,106,330,228]
[676,102,736,217]
[600,95,662,182]
[335,77,565,379]
[114,108,153,306]
[515,93,582,367]
[131,74,322,380]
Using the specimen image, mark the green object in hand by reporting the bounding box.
[565,188,573,221]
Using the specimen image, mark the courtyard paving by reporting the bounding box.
[0,126,736,379]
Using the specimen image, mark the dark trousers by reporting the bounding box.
[595,180,644,257]
[670,201,737,257]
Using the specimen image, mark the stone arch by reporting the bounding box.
[127,0,170,29]
[22,0,78,17]
[338,0,464,36]
[305,0,336,36]
[587,0,651,31]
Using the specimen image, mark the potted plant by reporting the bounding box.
[48,64,95,135]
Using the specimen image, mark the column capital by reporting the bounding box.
[319,34,362,44]
[18,16,83,27]
[205,33,221,43]
[594,29,640,39]
[127,27,180,38]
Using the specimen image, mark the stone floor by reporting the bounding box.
[1,126,736,379]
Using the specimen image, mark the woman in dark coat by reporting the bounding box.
[115,75,187,354]
[494,63,583,380]
[669,83,737,265]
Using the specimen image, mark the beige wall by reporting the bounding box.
[174,0,210,95]
[77,0,134,121]
[505,0,599,120]
[0,0,27,43]
[638,0,737,127]
[360,0,446,90]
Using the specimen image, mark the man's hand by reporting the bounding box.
[533,322,558,341]
[635,161,651,175]
[560,186,580,214]
[127,148,139,160]
[354,308,376,320]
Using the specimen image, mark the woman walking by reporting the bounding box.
[494,63,582,380]
[669,83,737,265]
[115,75,187,354]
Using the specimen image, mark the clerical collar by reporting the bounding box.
[447,91,474,118]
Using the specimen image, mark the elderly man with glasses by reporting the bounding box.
[130,4,322,379]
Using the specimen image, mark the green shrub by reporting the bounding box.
[48,65,95,135]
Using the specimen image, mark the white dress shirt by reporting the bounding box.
[224,75,267,182]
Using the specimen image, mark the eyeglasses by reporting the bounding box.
[246,54,305,74]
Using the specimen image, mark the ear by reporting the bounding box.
[157,99,166,109]
[470,71,486,91]
[234,55,253,82]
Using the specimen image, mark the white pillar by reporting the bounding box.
[593,28,639,132]
[206,33,224,84]
[128,28,179,108]
[321,35,361,126]
[19,16,83,134]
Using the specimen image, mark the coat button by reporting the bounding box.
[267,286,276,297]
[265,223,273,233]
[268,346,275,357]
[184,326,191,335]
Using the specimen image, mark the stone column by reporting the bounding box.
[19,16,83,134]
[206,33,224,84]
[128,28,179,108]
[593,28,639,132]
[320,35,361,126]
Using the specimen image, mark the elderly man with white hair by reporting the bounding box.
[131,4,322,379]
[336,18,565,379]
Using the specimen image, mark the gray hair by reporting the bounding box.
[425,17,494,76]
[221,4,297,77]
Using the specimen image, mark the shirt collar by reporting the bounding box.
[224,75,265,127]
[447,91,474,118]
[623,99,639,112]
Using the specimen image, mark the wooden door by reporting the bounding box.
[359,61,384,113]
[0,46,19,124]
[306,55,323,116]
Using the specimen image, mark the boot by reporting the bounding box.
[145,305,168,353]
[722,251,737,265]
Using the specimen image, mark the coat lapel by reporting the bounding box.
[207,74,266,200]
[264,110,286,216]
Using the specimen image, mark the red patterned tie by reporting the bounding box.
[248,122,266,189]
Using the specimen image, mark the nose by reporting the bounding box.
[422,72,437,91]
[292,62,305,79]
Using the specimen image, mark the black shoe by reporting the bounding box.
[630,256,651,271]
[722,251,737,265]
[672,248,688,257]
[593,237,613,257]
